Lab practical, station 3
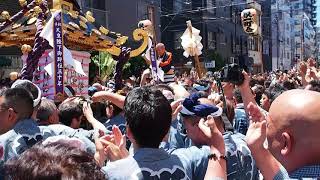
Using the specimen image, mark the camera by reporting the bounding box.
[214,63,244,86]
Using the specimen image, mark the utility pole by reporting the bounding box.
[276,1,280,70]
[234,4,237,62]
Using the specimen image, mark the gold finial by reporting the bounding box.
[19,0,27,7]
[79,21,88,29]
[116,36,128,46]
[12,23,21,29]
[68,11,79,19]
[21,44,32,55]
[34,0,43,5]
[99,26,109,35]
[33,6,42,15]
[69,22,80,30]
[85,11,95,23]
[79,15,88,23]
[1,11,11,21]
[52,0,62,11]
[92,29,101,36]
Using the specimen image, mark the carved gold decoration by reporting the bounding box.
[116,36,128,46]
[34,0,42,5]
[33,6,42,15]
[19,0,27,7]
[1,11,11,21]
[0,32,9,37]
[21,44,32,55]
[79,15,87,23]
[12,23,21,29]
[69,22,80,30]
[79,21,87,29]
[85,11,95,23]
[106,46,121,56]
[99,26,109,35]
[92,29,101,36]
[10,34,18,38]
[68,11,79,19]
[129,29,148,57]
[27,17,37,25]
[52,0,62,11]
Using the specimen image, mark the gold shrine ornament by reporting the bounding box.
[68,11,79,19]
[19,0,27,7]
[12,23,22,29]
[99,26,109,35]
[85,11,95,23]
[33,6,43,16]
[92,29,101,36]
[79,21,88,29]
[1,11,11,21]
[69,22,80,30]
[21,44,32,55]
[34,0,43,5]
[27,17,37,25]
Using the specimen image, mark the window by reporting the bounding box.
[174,0,192,13]
[207,0,216,15]
[174,31,184,49]
[81,0,108,26]
[248,37,259,51]
[208,31,217,50]
[92,0,106,10]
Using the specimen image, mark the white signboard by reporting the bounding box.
[205,61,215,68]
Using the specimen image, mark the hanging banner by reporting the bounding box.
[241,9,259,36]
[149,40,159,82]
[53,12,64,95]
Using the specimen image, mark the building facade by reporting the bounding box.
[271,1,294,70]
[316,27,320,62]
[160,0,262,73]
[271,0,317,70]
[290,0,317,61]
[259,0,273,72]
[77,0,161,41]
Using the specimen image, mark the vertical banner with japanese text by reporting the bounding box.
[53,12,64,95]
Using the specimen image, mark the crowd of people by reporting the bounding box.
[0,55,320,180]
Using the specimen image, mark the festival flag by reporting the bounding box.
[40,10,86,77]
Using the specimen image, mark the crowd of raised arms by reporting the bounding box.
[0,55,320,180]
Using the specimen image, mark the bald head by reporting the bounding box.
[156,43,165,49]
[267,89,320,171]
[269,89,320,131]
[156,43,166,56]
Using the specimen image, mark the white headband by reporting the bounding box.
[11,80,42,107]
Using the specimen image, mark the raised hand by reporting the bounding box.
[198,116,225,154]
[239,70,250,88]
[99,125,129,162]
[245,102,267,151]
[113,47,132,91]
[299,61,307,75]
[82,102,94,120]
[171,99,183,121]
